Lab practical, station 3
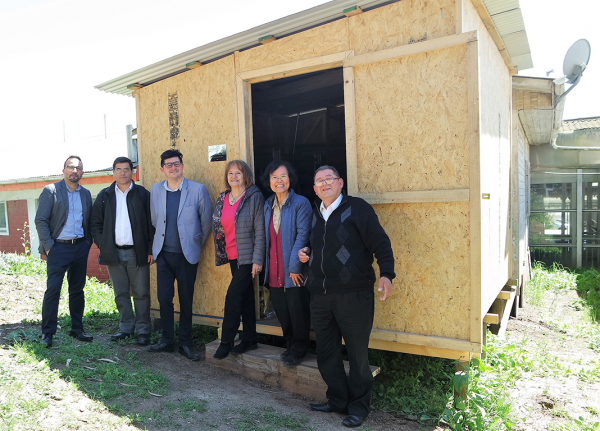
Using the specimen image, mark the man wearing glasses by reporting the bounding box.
[35,155,93,348]
[147,149,212,361]
[298,165,395,428]
[90,157,154,346]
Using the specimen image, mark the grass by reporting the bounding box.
[235,406,311,431]
[4,249,600,430]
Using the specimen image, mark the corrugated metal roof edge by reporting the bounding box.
[0,165,142,185]
[97,0,534,97]
[563,116,600,123]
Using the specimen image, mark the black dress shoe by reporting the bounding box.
[213,342,232,360]
[137,334,150,346]
[231,340,257,355]
[309,402,347,414]
[179,345,200,361]
[110,332,131,341]
[69,331,93,342]
[283,353,301,366]
[280,341,291,360]
[146,342,174,352]
[41,334,53,348]
[342,414,366,428]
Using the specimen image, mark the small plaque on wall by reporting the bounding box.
[208,145,226,162]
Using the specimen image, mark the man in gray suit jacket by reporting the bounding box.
[35,156,93,348]
[147,149,212,361]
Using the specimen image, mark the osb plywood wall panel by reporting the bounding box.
[235,0,456,73]
[373,202,471,340]
[235,19,349,73]
[513,90,552,110]
[354,45,469,193]
[349,0,456,56]
[463,0,511,313]
[138,55,239,318]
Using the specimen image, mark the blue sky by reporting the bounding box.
[0,0,597,181]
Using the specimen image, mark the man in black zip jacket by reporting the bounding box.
[299,165,395,428]
[90,157,155,346]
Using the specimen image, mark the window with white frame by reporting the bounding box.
[0,202,8,235]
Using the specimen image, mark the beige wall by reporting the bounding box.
[133,0,511,355]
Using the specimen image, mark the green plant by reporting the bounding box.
[548,416,600,431]
[576,269,600,321]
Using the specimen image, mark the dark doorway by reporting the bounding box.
[251,67,346,200]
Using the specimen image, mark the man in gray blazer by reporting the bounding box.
[147,149,212,361]
[35,156,93,348]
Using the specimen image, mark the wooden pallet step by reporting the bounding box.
[205,340,380,400]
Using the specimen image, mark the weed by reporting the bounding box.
[237,406,311,430]
[549,416,600,430]
[371,349,452,421]
[528,262,577,308]
[576,269,600,321]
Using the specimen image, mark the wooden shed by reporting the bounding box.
[97,0,535,360]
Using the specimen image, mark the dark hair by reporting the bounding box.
[160,149,183,166]
[313,165,340,182]
[224,160,254,191]
[261,160,298,189]
[112,156,133,170]
[64,155,82,168]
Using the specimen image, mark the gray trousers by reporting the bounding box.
[107,248,151,335]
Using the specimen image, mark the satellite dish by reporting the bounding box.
[563,39,591,84]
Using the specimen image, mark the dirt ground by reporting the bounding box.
[506,289,600,430]
[0,274,429,431]
[1,272,599,430]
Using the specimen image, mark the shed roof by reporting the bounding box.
[96,0,533,97]
[560,117,600,132]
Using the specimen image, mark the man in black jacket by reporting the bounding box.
[90,157,154,345]
[299,165,395,428]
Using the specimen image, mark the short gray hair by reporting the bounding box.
[313,165,340,182]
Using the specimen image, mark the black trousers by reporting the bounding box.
[310,290,375,417]
[156,251,198,347]
[42,241,90,335]
[221,260,257,344]
[270,286,311,357]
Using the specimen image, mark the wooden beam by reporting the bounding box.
[185,61,202,69]
[469,0,515,71]
[512,77,553,94]
[483,313,499,324]
[343,65,358,195]
[236,74,253,169]
[344,31,478,68]
[238,50,353,84]
[368,339,470,361]
[467,39,482,346]
[370,328,480,353]
[506,278,518,286]
[259,35,276,44]
[127,83,143,90]
[343,5,363,17]
[497,291,512,300]
[358,189,470,205]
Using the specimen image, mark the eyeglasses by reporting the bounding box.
[314,177,340,187]
[163,162,182,168]
[65,166,83,172]
[270,175,289,182]
[114,168,131,173]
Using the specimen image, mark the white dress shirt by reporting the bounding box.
[115,182,134,246]
[320,193,343,222]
